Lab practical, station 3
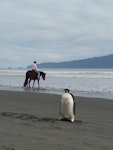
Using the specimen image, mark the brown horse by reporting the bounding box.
[24,70,46,88]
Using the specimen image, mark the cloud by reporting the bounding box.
[0,0,113,67]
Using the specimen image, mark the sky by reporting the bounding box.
[0,0,113,68]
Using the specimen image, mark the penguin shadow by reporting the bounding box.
[60,118,82,124]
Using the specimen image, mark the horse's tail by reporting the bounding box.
[24,73,28,87]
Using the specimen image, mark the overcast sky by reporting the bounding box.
[0,0,113,68]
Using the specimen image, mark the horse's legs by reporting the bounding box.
[28,79,31,88]
[32,80,35,88]
[37,79,40,88]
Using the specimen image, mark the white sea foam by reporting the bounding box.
[0,68,113,99]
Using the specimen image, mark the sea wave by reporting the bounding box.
[0,68,113,99]
[1,69,113,79]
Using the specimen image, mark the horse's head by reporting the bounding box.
[40,71,46,80]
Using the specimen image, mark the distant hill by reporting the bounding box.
[27,54,113,68]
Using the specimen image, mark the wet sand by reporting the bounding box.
[0,90,113,150]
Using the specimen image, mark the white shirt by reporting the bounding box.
[32,63,38,71]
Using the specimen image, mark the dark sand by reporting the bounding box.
[0,90,113,150]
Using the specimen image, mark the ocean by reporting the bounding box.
[0,68,113,99]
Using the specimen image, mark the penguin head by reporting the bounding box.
[64,89,70,93]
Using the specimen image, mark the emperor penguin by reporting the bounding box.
[60,89,76,122]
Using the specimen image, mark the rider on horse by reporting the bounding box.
[31,61,40,79]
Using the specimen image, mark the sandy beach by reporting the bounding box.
[0,90,113,150]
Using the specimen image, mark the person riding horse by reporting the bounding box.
[24,61,46,88]
[31,61,40,79]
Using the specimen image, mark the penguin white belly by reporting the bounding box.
[60,93,75,122]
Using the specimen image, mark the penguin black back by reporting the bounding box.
[64,89,76,114]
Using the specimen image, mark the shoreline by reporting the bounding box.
[0,90,113,150]
[1,68,113,100]
[0,85,113,100]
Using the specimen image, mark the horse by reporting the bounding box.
[24,70,46,88]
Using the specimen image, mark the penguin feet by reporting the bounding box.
[61,118,74,122]
[70,118,74,122]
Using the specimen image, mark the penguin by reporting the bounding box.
[60,89,76,122]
